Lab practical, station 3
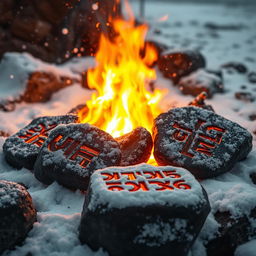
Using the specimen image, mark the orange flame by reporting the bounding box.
[79,6,166,164]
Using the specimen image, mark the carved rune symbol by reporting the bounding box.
[172,119,226,158]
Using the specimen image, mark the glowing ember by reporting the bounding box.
[79,2,166,163]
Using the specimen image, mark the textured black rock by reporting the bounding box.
[79,164,210,256]
[153,107,253,179]
[248,72,256,83]
[222,62,248,73]
[0,180,37,254]
[179,69,224,98]
[34,123,121,190]
[157,50,206,84]
[116,127,153,166]
[3,115,78,170]
[206,209,256,256]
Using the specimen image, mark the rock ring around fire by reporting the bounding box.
[0,180,37,254]
[34,123,122,190]
[153,106,253,179]
[3,115,78,170]
[79,164,210,256]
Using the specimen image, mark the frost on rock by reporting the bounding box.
[34,123,121,190]
[153,106,253,179]
[79,164,210,256]
[3,114,78,170]
[0,180,37,254]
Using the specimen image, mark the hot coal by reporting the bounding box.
[34,123,121,190]
[235,92,255,102]
[153,107,253,179]
[157,50,206,84]
[79,164,210,256]
[179,69,224,98]
[116,127,153,166]
[248,72,256,83]
[221,62,248,73]
[3,115,78,170]
[206,209,256,256]
[0,180,37,254]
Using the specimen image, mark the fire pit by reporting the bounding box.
[0,0,256,256]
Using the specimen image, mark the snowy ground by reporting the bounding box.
[0,2,256,256]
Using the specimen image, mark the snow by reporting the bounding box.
[0,1,256,256]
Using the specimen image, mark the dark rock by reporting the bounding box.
[249,114,256,121]
[248,72,256,83]
[79,164,210,256]
[205,22,246,31]
[157,50,206,84]
[206,209,256,256]
[179,69,224,98]
[116,127,153,166]
[3,115,78,170]
[153,107,253,179]
[22,71,80,103]
[235,92,255,102]
[250,172,256,184]
[221,62,248,74]
[0,130,10,137]
[0,180,37,254]
[34,123,121,190]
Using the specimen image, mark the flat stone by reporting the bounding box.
[158,50,206,84]
[0,180,37,254]
[34,123,121,190]
[3,115,78,169]
[153,107,253,179]
[79,164,210,256]
[116,127,153,166]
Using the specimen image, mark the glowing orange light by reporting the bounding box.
[79,1,167,165]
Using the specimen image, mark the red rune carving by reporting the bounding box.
[19,123,57,147]
[125,181,149,192]
[70,144,100,167]
[162,170,181,179]
[142,171,164,179]
[172,119,226,158]
[101,172,120,181]
[121,172,137,180]
[148,180,174,191]
[173,180,191,190]
[106,182,124,191]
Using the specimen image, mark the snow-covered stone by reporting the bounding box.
[153,106,253,179]
[34,123,121,190]
[79,164,210,256]
[0,180,37,254]
[3,115,78,170]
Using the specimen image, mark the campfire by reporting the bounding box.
[0,1,255,256]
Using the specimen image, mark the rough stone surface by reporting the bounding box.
[116,127,153,166]
[157,50,206,84]
[206,209,256,256]
[179,69,224,98]
[79,164,210,256]
[0,180,37,254]
[3,115,78,170]
[34,123,121,190]
[153,107,253,179]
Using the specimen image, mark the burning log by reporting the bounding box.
[34,123,121,190]
[0,180,37,254]
[153,107,253,179]
[3,115,78,169]
[188,92,215,112]
[0,0,121,63]
[157,50,206,84]
[206,209,256,256]
[68,104,88,120]
[79,164,210,256]
[178,69,224,98]
[116,127,153,166]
